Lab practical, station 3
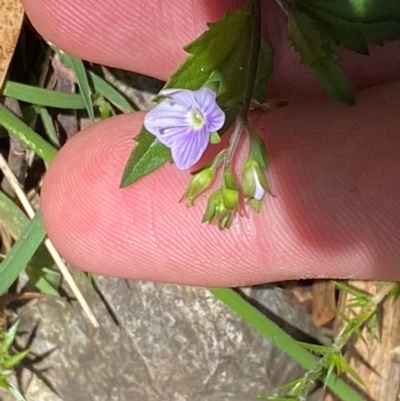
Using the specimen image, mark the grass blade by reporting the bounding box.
[209,288,367,401]
[0,211,46,296]
[0,104,57,163]
[0,191,60,296]
[61,54,95,121]
[0,191,27,239]
[35,106,60,147]
[89,71,133,113]
[3,81,86,109]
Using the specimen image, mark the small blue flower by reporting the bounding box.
[144,88,225,170]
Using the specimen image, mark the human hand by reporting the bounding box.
[22,0,400,286]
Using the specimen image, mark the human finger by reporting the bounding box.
[41,80,400,286]
[21,0,400,99]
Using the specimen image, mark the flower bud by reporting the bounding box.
[182,167,215,207]
[202,172,239,229]
[242,159,269,201]
[221,169,239,210]
[202,190,223,224]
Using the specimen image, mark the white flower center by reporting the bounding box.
[189,108,205,129]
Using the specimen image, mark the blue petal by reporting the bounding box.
[160,89,198,109]
[157,125,194,147]
[171,126,209,170]
[194,88,225,132]
[144,101,189,132]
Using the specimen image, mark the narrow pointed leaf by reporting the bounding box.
[2,81,86,109]
[2,349,29,369]
[0,104,57,162]
[0,212,46,296]
[120,131,172,187]
[0,321,19,353]
[89,71,133,113]
[60,53,95,121]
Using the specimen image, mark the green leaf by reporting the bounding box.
[287,12,354,104]
[297,341,330,355]
[89,71,133,113]
[295,0,400,53]
[252,40,274,104]
[203,14,252,107]
[2,81,86,109]
[35,106,60,147]
[248,123,268,169]
[0,321,19,353]
[0,104,57,163]
[389,282,400,301]
[0,191,60,296]
[25,265,61,296]
[0,192,28,240]
[166,10,249,91]
[2,349,29,369]
[60,53,95,122]
[95,95,115,120]
[120,130,172,187]
[328,353,364,386]
[334,280,371,298]
[0,212,47,296]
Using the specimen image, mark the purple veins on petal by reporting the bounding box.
[144,87,226,170]
[171,125,210,170]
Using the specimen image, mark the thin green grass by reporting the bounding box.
[89,71,133,113]
[0,104,57,163]
[34,106,60,147]
[0,192,60,296]
[210,288,367,401]
[58,53,95,121]
[3,82,86,109]
[0,321,29,401]
[0,211,46,296]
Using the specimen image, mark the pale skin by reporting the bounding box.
[22,0,400,286]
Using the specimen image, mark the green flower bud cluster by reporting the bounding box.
[202,169,240,229]
[181,123,270,229]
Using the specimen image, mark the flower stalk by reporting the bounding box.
[224,0,262,167]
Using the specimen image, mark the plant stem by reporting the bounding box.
[224,0,262,166]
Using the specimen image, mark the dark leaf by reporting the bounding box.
[252,40,274,104]
[287,12,354,104]
[295,0,400,53]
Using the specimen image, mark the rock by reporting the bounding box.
[15,270,324,401]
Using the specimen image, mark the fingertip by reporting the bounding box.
[41,112,273,286]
